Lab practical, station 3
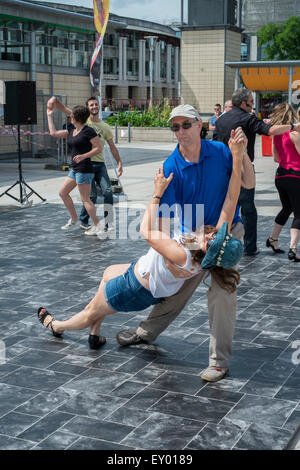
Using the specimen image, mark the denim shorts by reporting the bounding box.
[68,169,94,184]
[104,262,163,312]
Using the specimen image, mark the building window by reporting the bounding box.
[104,58,113,73]
[0,24,95,68]
[0,24,31,63]
[1,49,21,62]
[171,64,175,80]
[69,50,88,68]
[36,45,49,65]
[127,33,134,48]
[127,59,138,76]
[241,43,248,61]
[52,48,69,66]
[104,33,116,46]
[161,62,166,79]
[104,58,118,74]
[127,32,138,48]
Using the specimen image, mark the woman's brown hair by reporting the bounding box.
[181,225,240,294]
[269,103,296,126]
[72,105,90,124]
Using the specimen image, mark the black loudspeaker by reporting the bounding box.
[4,81,37,125]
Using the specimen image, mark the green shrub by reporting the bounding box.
[106,102,173,127]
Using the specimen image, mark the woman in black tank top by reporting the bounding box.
[47,99,104,234]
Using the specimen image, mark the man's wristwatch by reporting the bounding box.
[290,123,295,130]
[152,195,161,200]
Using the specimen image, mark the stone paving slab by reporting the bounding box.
[0,200,299,451]
[0,140,299,451]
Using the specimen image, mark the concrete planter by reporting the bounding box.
[110,126,177,143]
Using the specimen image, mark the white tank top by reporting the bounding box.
[137,243,201,298]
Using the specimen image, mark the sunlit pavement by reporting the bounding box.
[0,140,299,450]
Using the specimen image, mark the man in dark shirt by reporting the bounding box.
[216,88,300,255]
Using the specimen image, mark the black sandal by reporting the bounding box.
[88,334,106,350]
[288,249,300,262]
[266,237,285,254]
[37,307,63,338]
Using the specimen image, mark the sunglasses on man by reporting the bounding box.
[170,120,197,132]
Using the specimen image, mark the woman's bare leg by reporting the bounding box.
[39,263,131,336]
[59,177,78,220]
[290,228,300,250]
[290,228,300,259]
[270,222,284,250]
[89,263,131,336]
[51,284,115,334]
[77,182,100,227]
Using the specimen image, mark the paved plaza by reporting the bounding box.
[0,140,299,451]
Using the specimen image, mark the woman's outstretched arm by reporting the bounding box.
[216,127,247,232]
[140,166,188,267]
[47,99,68,139]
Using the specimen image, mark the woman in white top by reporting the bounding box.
[38,127,247,349]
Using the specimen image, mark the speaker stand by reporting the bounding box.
[0,125,46,206]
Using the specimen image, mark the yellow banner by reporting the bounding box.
[93,0,110,35]
[90,0,110,88]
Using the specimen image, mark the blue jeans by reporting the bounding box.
[238,187,257,254]
[79,162,113,226]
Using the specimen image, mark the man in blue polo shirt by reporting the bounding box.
[159,124,241,233]
[116,104,245,383]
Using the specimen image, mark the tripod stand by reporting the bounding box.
[0,125,46,205]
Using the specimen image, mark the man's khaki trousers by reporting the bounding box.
[136,222,244,368]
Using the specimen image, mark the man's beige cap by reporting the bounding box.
[168,104,201,122]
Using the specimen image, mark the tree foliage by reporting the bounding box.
[257,16,300,60]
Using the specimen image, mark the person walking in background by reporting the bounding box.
[51,96,123,235]
[81,96,123,234]
[266,104,300,261]
[223,100,233,114]
[47,98,104,235]
[212,101,233,140]
[209,103,222,140]
[215,88,300,256]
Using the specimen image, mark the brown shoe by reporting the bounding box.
[116,329,147,346]
[201,366,229,382]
